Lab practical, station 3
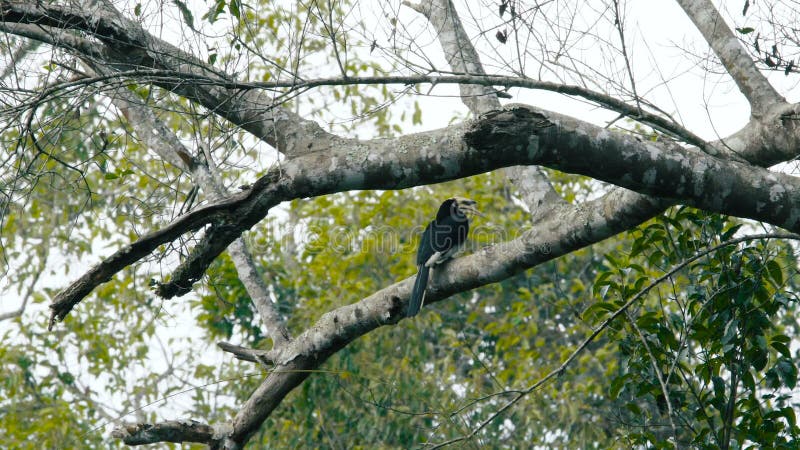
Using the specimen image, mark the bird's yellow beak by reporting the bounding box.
[455,198,483,217]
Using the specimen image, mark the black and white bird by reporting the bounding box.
[407,197,481,317]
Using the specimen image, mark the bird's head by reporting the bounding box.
[438,196,483,220]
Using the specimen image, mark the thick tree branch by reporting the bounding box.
[676,0,785,116]
[111,420,215,446]
[471,105,800,230]
[46,174,280,328]
[49,101,800,327]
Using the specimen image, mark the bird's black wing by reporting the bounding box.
[416,220,436,266]
[430,214,468,261]
[407,263,429,317]
[408,221,435,317]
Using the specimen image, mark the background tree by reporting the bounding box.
[1,0,799,448]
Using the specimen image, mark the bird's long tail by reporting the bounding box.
[407,265,429,317]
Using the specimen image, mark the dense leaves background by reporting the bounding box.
[1,0,799,448]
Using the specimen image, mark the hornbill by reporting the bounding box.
[407,197,481,317]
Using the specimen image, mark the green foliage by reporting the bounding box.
[189,173,626,448]
[191,191,800,449]
[596,208,800,448]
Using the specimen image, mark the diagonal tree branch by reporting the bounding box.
[218,180,673,446]
[403,0,501,113]
[102,77,291,345]
[676,0,785,116]
[405,0,566,216]
[0,0,331,157]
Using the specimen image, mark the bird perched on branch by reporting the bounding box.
[407,197,481,317]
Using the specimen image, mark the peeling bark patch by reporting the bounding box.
[769,183,786,202]
[354,307,364,319]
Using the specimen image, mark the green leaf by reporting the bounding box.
[202,0,226,23]
[775,358,798,388]
[771,341,791,359]
[173,0,196,30]
[766,259,784,286]
[609,374,630,399]
[625,403,642,415]
[229,0,241,19]
[412,101,422,125]
[721,223,743,240]
[712,375,726,403]
[736,27,755,34]
[782,406,796,428]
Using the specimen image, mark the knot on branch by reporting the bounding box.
[464,105,552,152]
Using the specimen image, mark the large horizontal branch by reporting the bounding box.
[473,105,800,230]
[173,102,800,299]
[49,100,800,326]
[111,420,215,446]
